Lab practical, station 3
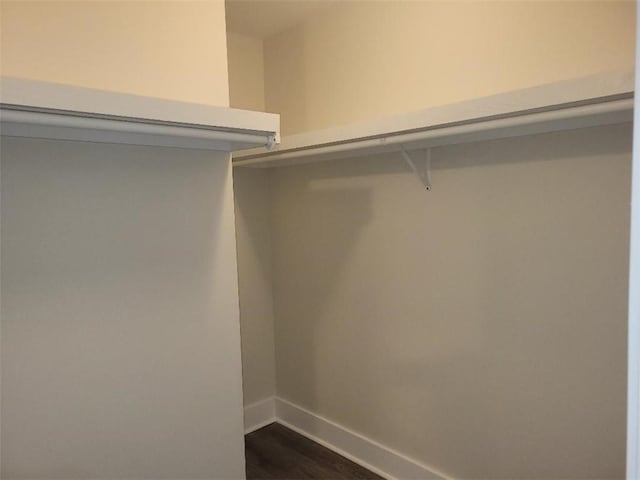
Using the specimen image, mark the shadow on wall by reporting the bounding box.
[269,123,631,479]
[269,174,373,416]
[233,167,279,406]
[1,138,242,478]
[297,124,634,182]
[265,26,309,136]
[234,168,274,289]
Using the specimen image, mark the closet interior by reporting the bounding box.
[0,1,635,479]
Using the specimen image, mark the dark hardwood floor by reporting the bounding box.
[245,423,385,480]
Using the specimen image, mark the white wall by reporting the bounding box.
[1,139,245,478]
[265,0,636,134]
[227,31,278,407]
[0,0,230,106]
[270,124,631,478]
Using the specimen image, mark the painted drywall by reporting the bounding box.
[225,0,339,39]
[0,0,230,106]
[255,3,633,475]
[270,124,631,478]
[1,138,246,478]
[233,167,277,406]
[227,32,266,112]
[227,1,633,475]
[227,31,277,406]
[1,1,247,476]
[264,0,635,134]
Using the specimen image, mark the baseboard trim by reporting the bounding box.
[243,396,276,434]
[274,397,450,480]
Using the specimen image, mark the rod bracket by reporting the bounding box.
[400,146,432,190]
[265,133,279,150]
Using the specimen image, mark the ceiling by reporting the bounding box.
[225,0,339,39]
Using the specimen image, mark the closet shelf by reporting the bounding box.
[0,77,280,152]
[233,71,633,168]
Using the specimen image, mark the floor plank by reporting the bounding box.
[245,423,385,480]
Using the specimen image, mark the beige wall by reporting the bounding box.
[0,0,230,106]
[265,0,635,134]
[270,124,631,478]
[1,139,245,478]
[227,31,277,406]
[227,32,265,111]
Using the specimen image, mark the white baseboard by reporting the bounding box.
[273,397,451,480]
[243,396,450,479]
[243,396,276,434]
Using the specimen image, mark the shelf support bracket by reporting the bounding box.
[400,146,432,190]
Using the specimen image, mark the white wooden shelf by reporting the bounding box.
[0,77,280,152]
[233,71,633,168]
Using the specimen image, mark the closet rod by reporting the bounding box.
[234,97,633,167]
[1,109,275,146]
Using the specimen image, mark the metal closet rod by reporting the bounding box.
[234,97,633,166]
[1,108,277,148]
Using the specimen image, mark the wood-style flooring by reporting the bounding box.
[245,423,385,480]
